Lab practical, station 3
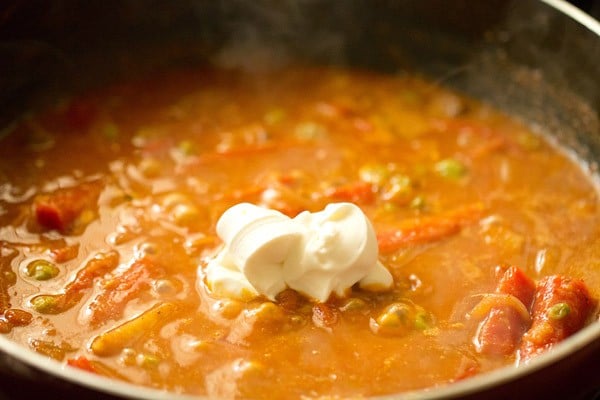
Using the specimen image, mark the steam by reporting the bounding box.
[205,0,351,71]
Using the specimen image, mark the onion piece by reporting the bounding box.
[467,293,531,324]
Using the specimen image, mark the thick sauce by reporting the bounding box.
[0,67,598,399]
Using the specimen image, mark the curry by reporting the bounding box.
[0,66,598,399]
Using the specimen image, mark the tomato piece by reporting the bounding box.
[67,251,120,293]
[312,303,339,329]
[477,307,528,356]
[377,219,459,252]
[50,244,79,263]
[496,266,536,308]
[4,309,33,326]
[34,182,101,233]
[30,251,119,315]
[377,203,485,252]
[520,275,594,362]
[475,266,535,356]
[35,203,67,232]
[86,258,164,326]
[325,181,375,204]
[67,356,97,373]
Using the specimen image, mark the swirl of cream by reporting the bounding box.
[201,202,392,302]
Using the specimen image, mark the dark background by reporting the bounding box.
[571,0,600,17]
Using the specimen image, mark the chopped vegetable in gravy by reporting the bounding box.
[0,67,598,399]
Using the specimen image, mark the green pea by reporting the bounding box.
[26,260,59,281]
[343,298,367,311]
[30,295,60,314]
[376,303,411,328]
[414,311,433,330]
[389,174,412,191]
[434,158,467,179]
[382,174,413,202]
[548,302,571,320]
[359,164,390,186]
[340,298,367,312]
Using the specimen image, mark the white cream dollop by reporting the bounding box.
[202,202,393,302]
